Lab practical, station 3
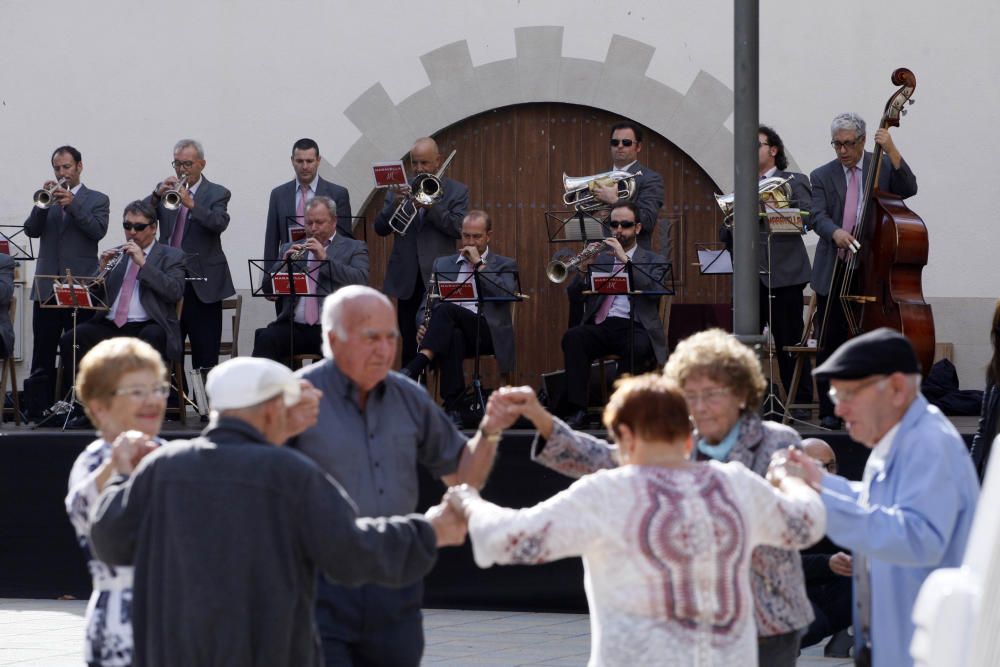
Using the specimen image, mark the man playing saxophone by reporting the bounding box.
[374,137,468,366]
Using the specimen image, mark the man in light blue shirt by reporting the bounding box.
[783,328,979,667]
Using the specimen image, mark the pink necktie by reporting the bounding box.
[113,261,140,327]
[839,167,860,260]
[304,255,319,326]
[296,184,309,228]
[594,261,622,324]
[170,204,189,248]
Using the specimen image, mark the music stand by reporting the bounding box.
[0,225,36,260]
[249,257,331,365]
[32,271,109,430]
[433,268,523,414]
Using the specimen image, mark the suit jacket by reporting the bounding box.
[625,161,665,250]
[0,254,15,356]
[263,177,353,263]
[760,170,812,289]
[809,153,917,294]
[569,246,670,364]
[270,234,369,323]
[421,252,519,372]
[102,243,186,361]
[374,176,468,300]
[24,184,110,301]
[149,177,235,304]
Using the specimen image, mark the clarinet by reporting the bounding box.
[416,274,436,346]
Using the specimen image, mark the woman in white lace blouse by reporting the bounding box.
[447,375,824,667]
[64,338,169,667]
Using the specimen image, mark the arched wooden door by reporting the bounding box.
[359,103,731,388]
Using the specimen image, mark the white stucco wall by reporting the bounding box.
[1,0,995,386]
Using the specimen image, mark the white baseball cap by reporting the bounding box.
[205,357,301,411]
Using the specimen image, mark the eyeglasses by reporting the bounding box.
[123,222,152,232]
[830,139,862,150]
[171,160,196,169]
[112,383,171,401]
[608,220,636,229]
[609,139,635,147]
[827,375,886,406]
[683,387,731,406]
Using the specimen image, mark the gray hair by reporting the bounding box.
[306,196,337,220]
[173,138,205,159]
[830,113,866,140]
[320,285,393,359]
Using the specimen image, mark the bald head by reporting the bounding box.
[409,137,441,175]
[802,438,837,474]
[323,286,399,392]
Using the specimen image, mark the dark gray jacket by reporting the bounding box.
[90,417,437,667]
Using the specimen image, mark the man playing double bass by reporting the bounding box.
[809,112,917,429]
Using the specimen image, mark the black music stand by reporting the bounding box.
[249,257,331,366]
[33,271,109,430]
[0,225,36,260]
[433,268,523,415]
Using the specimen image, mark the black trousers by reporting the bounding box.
[252,320,322,367]
[59,317,168,393]
[561,316,654,412]
[180,284,223,370]
[30,300,94,376]
[815,292,852,418]
[802,575,853,648]
[397,271,425,367]
[420,302,495,406]
[760,282,808,401]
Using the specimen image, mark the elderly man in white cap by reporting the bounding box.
[89,357,466,667]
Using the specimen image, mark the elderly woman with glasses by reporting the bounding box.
[65,337,170,667]
[450,374,824,667]
[486,328,816,666]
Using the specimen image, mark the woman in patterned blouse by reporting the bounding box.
[64,338,169,667]
[448,374,824,667]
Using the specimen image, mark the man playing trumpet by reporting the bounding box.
[252,196,368,364]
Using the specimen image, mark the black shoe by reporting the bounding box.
[564,409,589,430]
[820,415,843,430]
[824,628,853,658]
[790,408,812,421]
[66,413,94,430]
[445,409,464,429]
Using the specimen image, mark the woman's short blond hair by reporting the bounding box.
[75,338,167,412]
[663,328,767,408]
[602,373,691,444]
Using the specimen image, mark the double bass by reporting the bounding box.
[821,67,935,373]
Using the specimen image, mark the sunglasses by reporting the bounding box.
[123,222,153,232]
[608,221,636,229]
[609,139,635,147]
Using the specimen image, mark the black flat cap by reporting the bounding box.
[813,327,920,380]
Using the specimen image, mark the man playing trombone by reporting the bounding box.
[23,145,110,421]
[374,137,468,365]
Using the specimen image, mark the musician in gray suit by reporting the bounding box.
[809,112,917,427]
[60,201,185,382]
[253,196,369,364]
[374,137,468,365]
[148,139,235,376]
[0,254,15,360]
[561,202,669,428]
[402,211,518,425]
[23,145,110,414]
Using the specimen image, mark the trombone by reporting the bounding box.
[387,149,457,236]
[32,178,70,209]
[162,177,188,211]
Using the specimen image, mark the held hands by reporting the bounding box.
[110,430,158,476]
[425,498,468,547]
[284,380,322,438]
[484,386,554,438]
[829,552,853,577]
[766,447,824,490]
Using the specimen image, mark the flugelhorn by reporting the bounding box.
[387,149,457,236]
[562,170,640,213]
[162,177,188,211]
[714,176,794,226]
[32,178,70,209]
[546,241,610,283]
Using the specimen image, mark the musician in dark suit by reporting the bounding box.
[23,145,110,416]
[401,211,518,425]
[263,138,353,262]
[809,112,918,427]
[148,139,235,377]
[561,202,669,428]
[375,137,468,365]
[0,254,14,360]
[60,200,185,381]
[253,196,369,364]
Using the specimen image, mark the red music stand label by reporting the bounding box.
[372,161,407,188]
[437,280,477,302]
[591,273,629,294]
[54,283,94,308]
[272,273,309,295]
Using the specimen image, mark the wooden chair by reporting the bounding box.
[782,292,821,424]
[1,296,21,426]
[184,294,242,362]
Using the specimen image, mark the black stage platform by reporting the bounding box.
[0,424,974,612]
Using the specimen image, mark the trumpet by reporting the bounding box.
[715,176,794,227]
[387,149,457,236]
[32,178,70,209]
[562,170,640,213]
[95,245,129,281]
[545,241,610,283]
[162,177,188,211]
[288,242,311,261]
